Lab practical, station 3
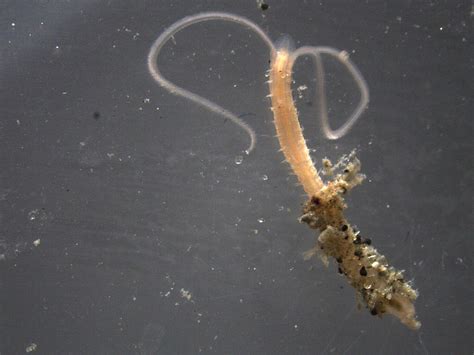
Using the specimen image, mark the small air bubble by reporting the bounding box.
[234,155,243,165]
[257,218,265,223]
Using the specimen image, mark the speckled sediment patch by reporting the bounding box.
[300,152,420,330]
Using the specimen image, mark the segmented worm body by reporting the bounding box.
[148,12,420,330]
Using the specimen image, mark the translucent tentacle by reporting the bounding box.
[290,46,370,139]
[147,12,276,153]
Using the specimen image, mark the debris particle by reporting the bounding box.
[180,288,192,301]
[33,239,41,247]
[257,0,269,11]
[26,343,37,352]
[296,84,308,99]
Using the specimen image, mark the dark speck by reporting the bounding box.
[363,238,372,245]
[260,2,269,10]
[93,111,100,120]
[359,266,367,276]
[341,224,348,232]
[354,249,363,258]
[370,308,378,316]
[311,196,320,205]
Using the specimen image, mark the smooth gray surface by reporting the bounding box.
[1,1,472,354]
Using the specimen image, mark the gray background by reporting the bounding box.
[1,0,472,354]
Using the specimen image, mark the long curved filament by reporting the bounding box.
[291,46,370,140]
[147,12,276,154]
